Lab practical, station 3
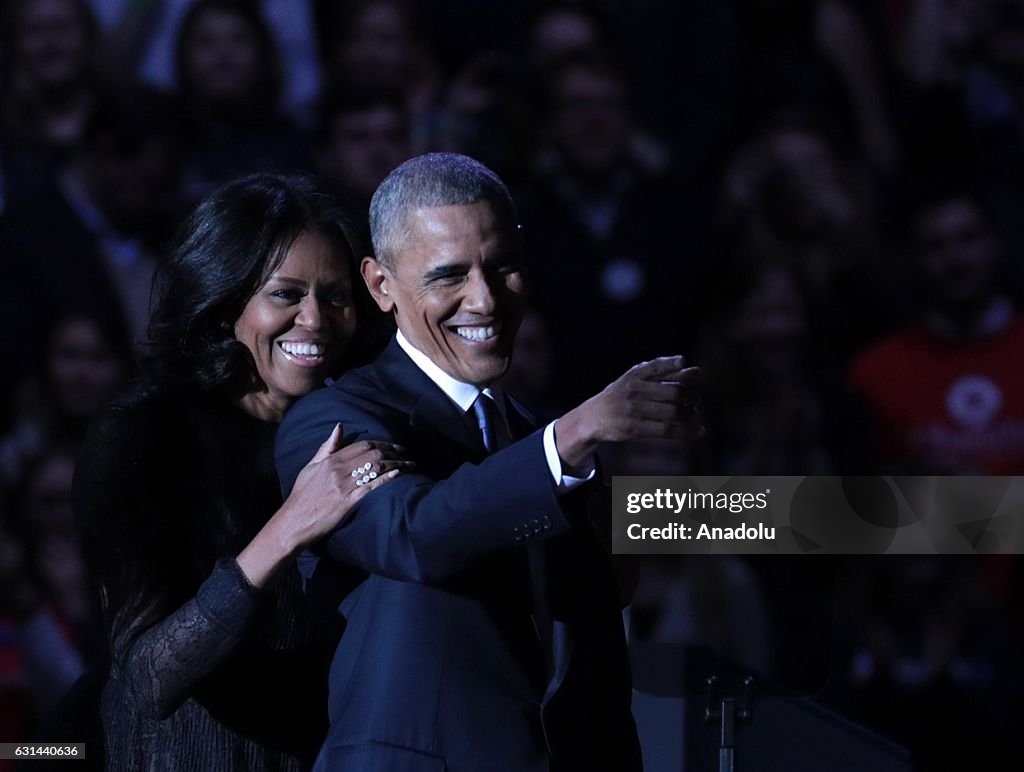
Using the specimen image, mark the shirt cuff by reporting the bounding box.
[543,421,596,492]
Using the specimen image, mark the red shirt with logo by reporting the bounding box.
[848,316,1024,474]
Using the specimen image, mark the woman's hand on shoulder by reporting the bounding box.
[237,424,411,587]
[278,424,411,550]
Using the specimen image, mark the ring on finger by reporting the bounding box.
[351,461,378,486]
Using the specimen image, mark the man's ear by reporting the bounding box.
[361,256,394,313]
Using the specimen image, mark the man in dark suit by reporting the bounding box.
[275,153,701,771]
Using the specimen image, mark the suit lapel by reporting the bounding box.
[504,394,537,442]
[373,337,485,458]
[410,390,482,456]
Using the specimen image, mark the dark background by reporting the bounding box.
[2,1,1023,770]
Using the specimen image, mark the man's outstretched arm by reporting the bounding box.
[276,387,568,584]
[275,356,703,585]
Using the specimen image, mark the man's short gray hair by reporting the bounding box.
[369,153,518,268]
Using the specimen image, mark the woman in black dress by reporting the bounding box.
[74,174,407,771]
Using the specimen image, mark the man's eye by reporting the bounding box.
[431,273,465,285]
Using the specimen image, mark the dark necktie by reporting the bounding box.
[472,392,501,453]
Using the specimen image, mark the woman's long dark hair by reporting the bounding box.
[141,172,375,398]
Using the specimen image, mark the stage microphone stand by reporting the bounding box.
[704,674,754,772]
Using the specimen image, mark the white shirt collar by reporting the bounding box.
[395,330,507,421]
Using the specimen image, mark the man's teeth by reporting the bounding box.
[280,342,326,356]
[454,326,496,342]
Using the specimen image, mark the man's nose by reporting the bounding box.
[463,270,497,313]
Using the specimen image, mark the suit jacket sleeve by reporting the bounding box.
[275,386,576,584]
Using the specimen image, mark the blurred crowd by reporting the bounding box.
[1,1,1023,770]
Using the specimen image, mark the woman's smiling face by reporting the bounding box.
[234,228,357,422]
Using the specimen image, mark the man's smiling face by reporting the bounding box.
[366,200,526,387]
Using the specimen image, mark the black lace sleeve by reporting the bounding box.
[75,402,260,720]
